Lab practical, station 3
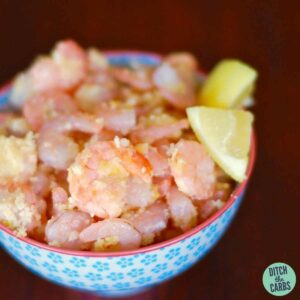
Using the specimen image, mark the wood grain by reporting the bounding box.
[0,1,299,299]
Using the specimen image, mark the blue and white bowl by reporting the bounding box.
[0,51,256,298]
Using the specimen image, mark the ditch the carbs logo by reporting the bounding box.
[263,262,296,296]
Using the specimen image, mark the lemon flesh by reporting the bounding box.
[199,59,258,108]
[186,106,254,182]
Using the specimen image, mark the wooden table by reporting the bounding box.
[0,1,299,299]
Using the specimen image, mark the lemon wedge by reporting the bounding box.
[186,106,254,182]
[199,59,258,108]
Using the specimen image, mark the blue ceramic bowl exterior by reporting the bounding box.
[0,192,243,297]
[0,52,250,297]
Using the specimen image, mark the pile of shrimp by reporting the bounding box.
[0,40,233,251]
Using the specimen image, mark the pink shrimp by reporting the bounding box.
[136,144,170,177]
[51,39,88,90]
[45,210,92,250]
[166,186,197,231]
[165,52,198,72]
[68,139,153,218]
[113,67,154,91]
[125,177,158,210]
[30,164,53,198]
[38,113,103,170]
[130,113,189,144]
[153,176,173,197]
[23,91,77,131]
[75,72,120,112]
[0,185,46,238]
[96,102,136,135]
[196,182,232,220]
[29,57,62,93]
[124,200,169,245]
[50,186,69,216]
[169,140,216,200]
[153,62,197,109]
[10,73,34,108]
[120,88,165,117]
[87,48,109,72]
[79,218,142,251]
[29,40,87,93]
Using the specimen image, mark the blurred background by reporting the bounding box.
[0,1,299,299]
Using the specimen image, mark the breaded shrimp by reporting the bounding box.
[23,91,77,131]
[166,186,197,231]
[124,200,169,245]
[130,113,189,144]
[0,185,46,237]
[96,102,136,135]
[169,139,216,200]
[113,67,154,91]
[80,218,142,251]
[75,72,120,112]
[68,138,153,218]
[38,113,103,170]
[45,210,92,250]
[153,61,197,109]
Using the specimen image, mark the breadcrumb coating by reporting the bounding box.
[0,132,37,184]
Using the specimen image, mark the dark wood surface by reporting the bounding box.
[0,1,299,299]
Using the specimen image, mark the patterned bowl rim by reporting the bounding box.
[0,50,256,257]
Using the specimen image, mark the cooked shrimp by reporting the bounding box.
[165,52,198,72]
[153,62,197,109]
[113,67,154,91]
[30,164,53,198]
[50,186,69,216]
[51,39,88,90]
[29,57,62,93]
[125,177,158,210]
[196,182,232,220]
[79,218,142,251]
[130,113,189,144]
[0,185,46,237]
[45,210,92,250]
[23,91,77,131]
[38,113,103,170]
[124,200,169,245]
[28,40,87,93]
[96,102,136,135]
[0,132,37,184]
[38,131,79,170]
[153,176,173,197]
[10,73,34,108]
[87,48,109,72]
[121,89,165,117]
[166,186,197,231]
[169,140,216,200]
[75,72,120,112]
[68,138,152,218]
[136,143,170,177]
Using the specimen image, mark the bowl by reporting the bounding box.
[0,51,256,298]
